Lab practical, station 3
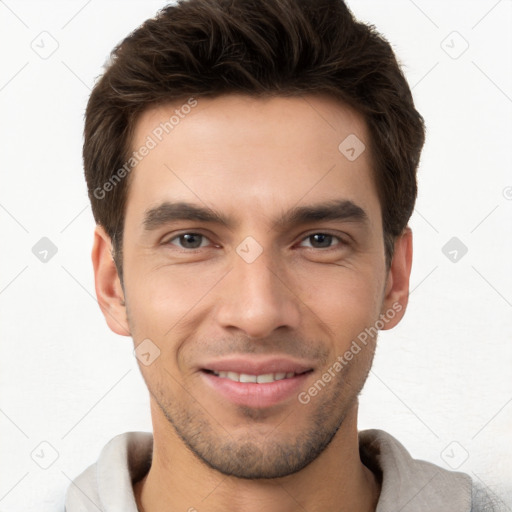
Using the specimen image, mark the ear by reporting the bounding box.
[380,227,413,330]
[91,225,130,336]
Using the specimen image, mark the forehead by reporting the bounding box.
[126,94,380,227]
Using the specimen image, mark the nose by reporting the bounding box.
[215,247,301,339]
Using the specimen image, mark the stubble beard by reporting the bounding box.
[148,354,373,479]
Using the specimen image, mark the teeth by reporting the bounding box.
[211,371,298,383]
[240,373,257,383]
[256,373,275,383]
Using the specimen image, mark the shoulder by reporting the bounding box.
[359,429,476,511]
[65,431,153,512]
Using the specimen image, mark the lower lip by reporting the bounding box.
[201,371,311,408]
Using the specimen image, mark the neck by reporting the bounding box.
[134,400,380,512]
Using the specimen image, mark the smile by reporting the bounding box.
[208,370,302,383]
[201,367,313,408]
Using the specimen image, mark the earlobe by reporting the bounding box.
[380,227,413,330]
[92,225,131,336]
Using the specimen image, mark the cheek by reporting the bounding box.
[295,264,384,341]
[123,262,225,339]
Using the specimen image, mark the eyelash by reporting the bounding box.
[164,231,348,251]
[298,232,348,250]
[164,232,216,251]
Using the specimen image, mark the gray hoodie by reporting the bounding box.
[65,429,502,511]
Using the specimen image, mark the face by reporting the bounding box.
[94,94,411,479]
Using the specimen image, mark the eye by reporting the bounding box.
[167,233,210,249]
[299,233,344,249]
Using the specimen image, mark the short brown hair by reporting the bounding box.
[84,0,425,279]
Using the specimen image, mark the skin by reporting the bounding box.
[92,94,413,512]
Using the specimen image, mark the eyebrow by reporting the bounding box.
[143,202,229,230]
[274,199,368,230]
[142,199,369,232]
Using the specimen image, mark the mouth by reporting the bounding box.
[203,369,311,384]
[199,358,314,408]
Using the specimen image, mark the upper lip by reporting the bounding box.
[201,356,314,375]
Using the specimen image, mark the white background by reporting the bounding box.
[0,0,511,510]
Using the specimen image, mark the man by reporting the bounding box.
[65,0,499,510]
